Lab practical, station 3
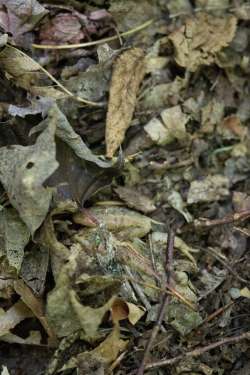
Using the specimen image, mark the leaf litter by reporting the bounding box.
[0,1,250,374]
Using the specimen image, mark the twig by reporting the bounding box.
[32,19,153,50]
[194,209,250,229]
[8,45,104,107]
[205,247,250,285]
[136,226,176,375]
[201,301,235,326]
[145,331,250,370]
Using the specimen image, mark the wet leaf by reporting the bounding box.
[0,119,58,235]
[0,208,30,272]
[169,13,237,72]
[106,48,145,158]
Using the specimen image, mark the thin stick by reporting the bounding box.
[145,331,250,370]
[136,227,176,375]
[32,19,153,50]
[8,45,104,107]
[194,209,250,228]
[205,247,250,285]
[201,301,235,325]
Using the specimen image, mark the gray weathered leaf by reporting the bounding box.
[0,208,30,272]
[0,120,58,234]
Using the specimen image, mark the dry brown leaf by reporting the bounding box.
[169,13,237,72]
[106,48,145,158]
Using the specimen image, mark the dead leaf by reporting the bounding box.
[114,186,156,213]
[1,330,42,346]
[169,13,237,72]
[0,208,30,272]
[187,175,230,204]
[20,245,49,296]
[73,206,152,240]
[0,118,58,235]
[70,291,116,341]
[106,48,145,158]
[140,77,187,110]
[8,96,53,118]
[0,300,32,336]
[0,0,48,37]
[111,298,144,325]
[144,105,190,145]
[0,45,65,99]
[92,324,128,364]
[14,279,56,342]
[60,325,128,373]
[1,366,10,375]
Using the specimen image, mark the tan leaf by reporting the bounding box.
[106,48,145,158]
[14,280,56,342]
[0,300,33,336]
[114,186,156,213]
[169,13,237,72]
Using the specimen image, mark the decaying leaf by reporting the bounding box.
[0,0,48,37]
[187,175,230,204]
[43,105,112,169]
[201,99,224,133]
[151,232,198,267]
[8,96,53,118]
[46,247,122,340]
[0,119,58,235]
[70,290,116,341]
[1,330,42,346]
[167,302,202,336]
[73,206,153,240]
[0,45,65,99]
[14,279,56,342]
[169,13,237,72]
[60,325,128,373]
[144,105,190,146]
[114,186,156,213]
[109,0,158,32]
[140,77,187,110]
[0,208,30,272]
[20,245,49,296]
[65,59,112,102]
[0,300,33,336]
[106,48,145,158]
[111,298,144,324]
